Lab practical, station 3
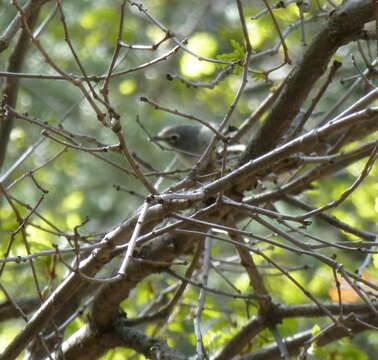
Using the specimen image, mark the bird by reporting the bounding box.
[153,124,245,167]
[153,124,215,166]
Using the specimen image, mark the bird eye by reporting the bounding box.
[169,133,179,143]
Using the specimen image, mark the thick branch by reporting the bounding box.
[239,314,378,360]
[0,7,41,169]
[240,0,374,164]
[215,302,377,360]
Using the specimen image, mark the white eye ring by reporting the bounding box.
[169,133,179,142]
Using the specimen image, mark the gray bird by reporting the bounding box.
[153,124,215,166]
[154,124,245,167]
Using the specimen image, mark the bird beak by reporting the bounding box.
[152,135,165,142]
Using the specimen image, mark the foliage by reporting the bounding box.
[0,0,377,359]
